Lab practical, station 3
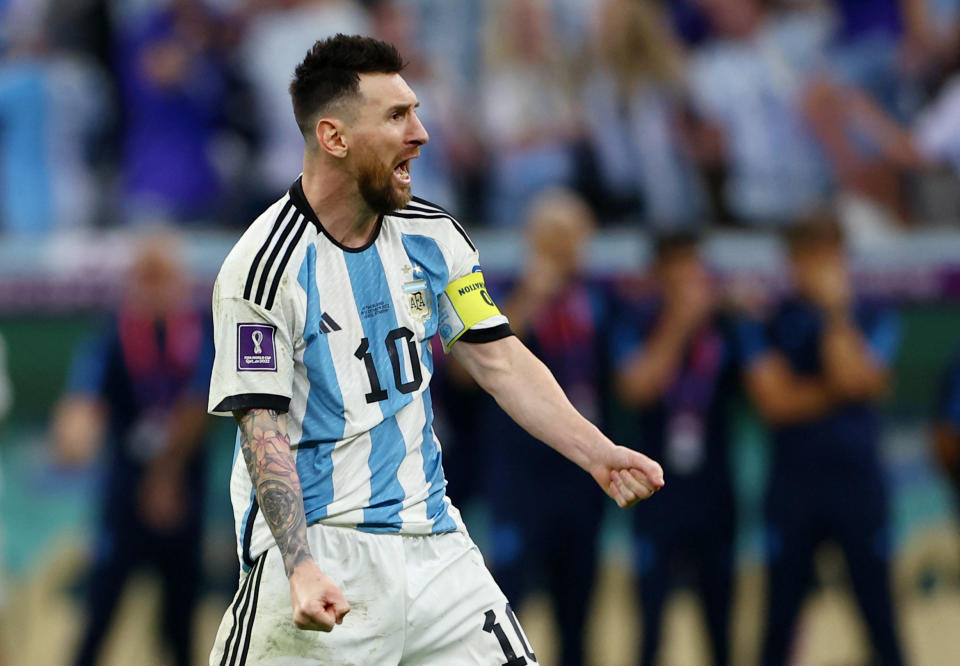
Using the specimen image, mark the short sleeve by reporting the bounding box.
[208,278,296,416]
[733,315,771,367]
[187,318,216,400]
[437,224,511,351]
[65,326,113,397]
[863,309,901,368]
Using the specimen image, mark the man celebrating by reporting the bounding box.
[207,34,663,665]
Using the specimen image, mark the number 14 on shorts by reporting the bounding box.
[484,603,538,666]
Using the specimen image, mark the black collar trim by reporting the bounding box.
[288,176,384,253]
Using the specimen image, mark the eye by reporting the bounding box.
[391,110,405,121]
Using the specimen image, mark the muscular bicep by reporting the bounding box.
[449,335,519,392]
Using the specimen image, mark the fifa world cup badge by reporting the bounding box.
[402,264,433,323]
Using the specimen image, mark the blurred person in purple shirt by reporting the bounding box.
[116,0,233,224]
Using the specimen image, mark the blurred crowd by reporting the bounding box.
[1,0,960,233]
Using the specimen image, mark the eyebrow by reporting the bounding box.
[387,102,420,116]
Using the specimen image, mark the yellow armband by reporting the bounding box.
[437,271,502,351]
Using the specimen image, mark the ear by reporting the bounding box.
[315,118,349,158]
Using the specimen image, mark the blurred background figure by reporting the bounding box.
[480,0,578,226]
[578,0,708,227]
[610,233,738,666]
[685,0,832,226]
[50,234,215,666]
[739,216,905,665]
[826,0,947,120]
[0,0,111,232]
[476,189,608,666]
[114,0,238,226]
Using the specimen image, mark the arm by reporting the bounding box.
[616,311,703,408]
[743,353,836,425]
[616,320,687,407]
[452,336,664,506]
[234,407,349,631]
[820,308,890,401]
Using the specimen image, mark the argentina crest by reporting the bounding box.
[402,263,433,323]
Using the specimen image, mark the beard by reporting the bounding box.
[356,149,412,214]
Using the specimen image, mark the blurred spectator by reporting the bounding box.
[933,347,960,514]
[479,189,608,666]
[391,0,485,104]
[237,0,370,199]
[801,72,927,225]
[913,54,960,177]
[579,0,708,226]
[0,0,110,232]
[50,234,214,666]
[480,0,578,226]
[114,0,236,225]
[686,0,833,226]
[610,232,737,666]
[827,0,950,119]
[738,216,905,665]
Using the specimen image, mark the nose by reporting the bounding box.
[409,111,429,146]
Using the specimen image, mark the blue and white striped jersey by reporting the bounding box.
[209,177,511,568]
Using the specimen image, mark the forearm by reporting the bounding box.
[467,337,609,472]
[616,319,690,407]
[156,400,209,470]
[821,311,887,399]
[235,408,312,577]
[746,356,836,424]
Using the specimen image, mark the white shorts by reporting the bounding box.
[209,525,538,665]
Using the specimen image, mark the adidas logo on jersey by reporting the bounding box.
[319,312,341,334]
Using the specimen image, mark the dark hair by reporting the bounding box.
[654,230,701,262]
[784,211,845,252]
[289,34,405,138]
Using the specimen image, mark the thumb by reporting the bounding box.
[333,597,351,618]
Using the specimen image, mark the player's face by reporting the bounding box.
[349,73,429,213]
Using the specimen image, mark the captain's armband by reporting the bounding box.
[437,271,502,351]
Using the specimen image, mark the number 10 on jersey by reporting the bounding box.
[354,326,423,403]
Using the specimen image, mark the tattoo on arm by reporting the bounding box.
[234,408,311,577]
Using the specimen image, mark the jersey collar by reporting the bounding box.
[288,175,384,253]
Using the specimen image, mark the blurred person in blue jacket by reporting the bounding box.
[739,216,905,666]
[51,234,215,666]
[610,232,738,666]
[477,189,608,666]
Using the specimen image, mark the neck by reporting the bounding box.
[301,157,380,248]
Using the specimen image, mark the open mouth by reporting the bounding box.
[394,159,411,185]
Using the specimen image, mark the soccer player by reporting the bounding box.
[738,217,905,666]
[206,35,664,665]
[52,235,214,666]
[610,233,737,666]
